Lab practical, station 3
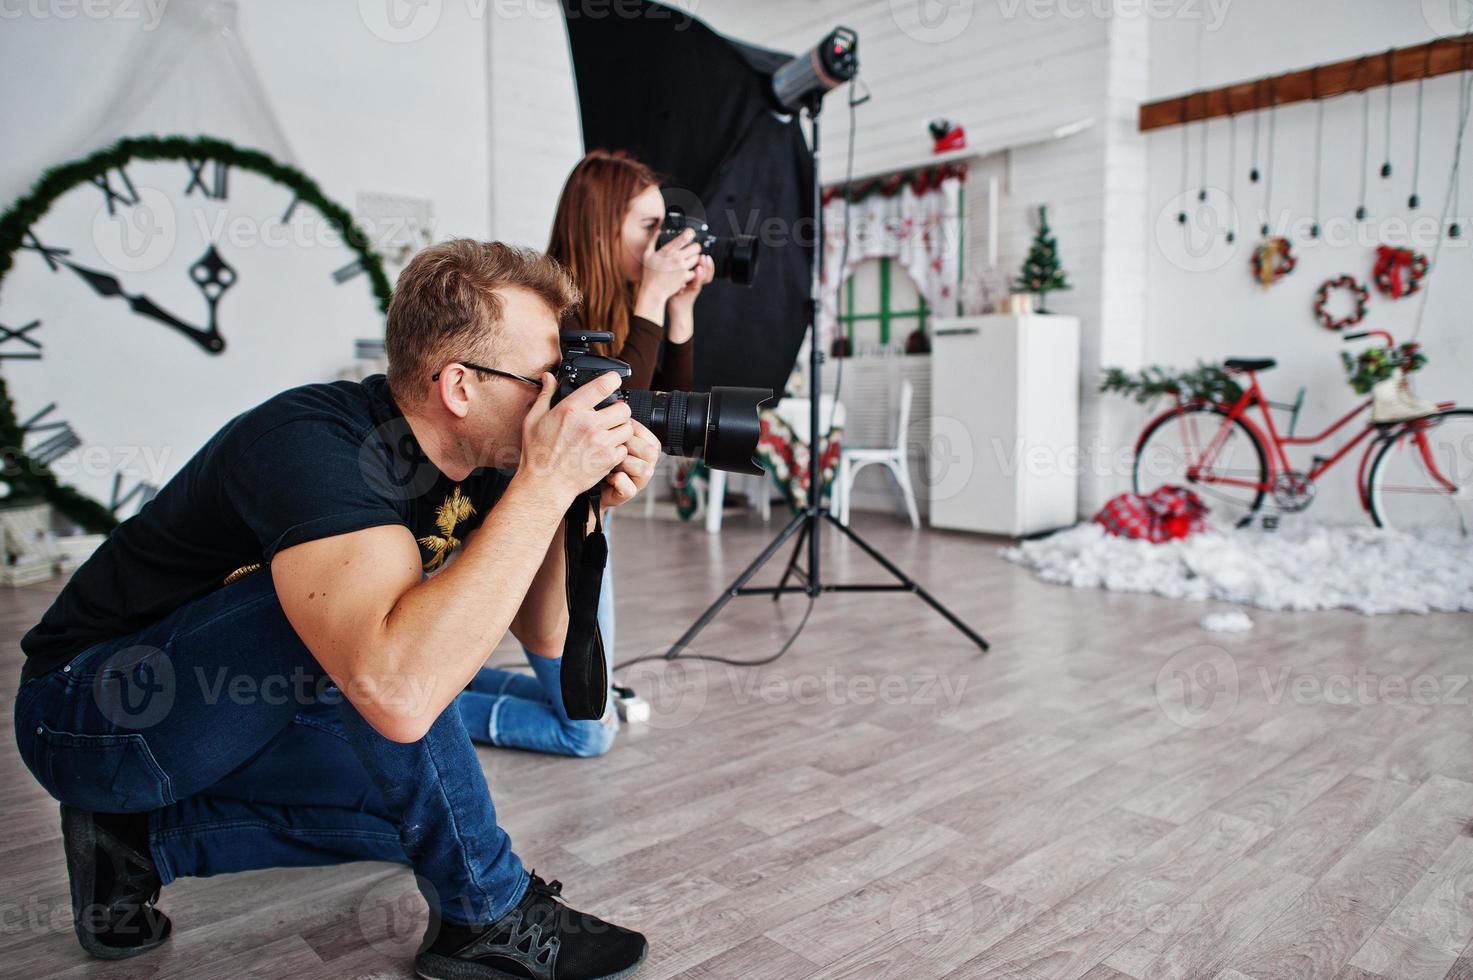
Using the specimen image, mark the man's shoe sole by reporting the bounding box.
[414,943,647,980]
[60,805,171,960]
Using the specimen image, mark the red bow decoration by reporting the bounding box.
[1373,245,1428,300]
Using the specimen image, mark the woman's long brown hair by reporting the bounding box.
[546,150,659,356]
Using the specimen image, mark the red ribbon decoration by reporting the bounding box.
[1373,245,1427,300]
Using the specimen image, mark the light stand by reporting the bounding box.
[665,92,989,659]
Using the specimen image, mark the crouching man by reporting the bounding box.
[12,240,658,980]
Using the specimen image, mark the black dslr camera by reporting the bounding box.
[554,330,771,476]
[654,207,760,287]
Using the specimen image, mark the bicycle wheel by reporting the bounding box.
[1367,408,1473,540]
[1134,406,1268,529]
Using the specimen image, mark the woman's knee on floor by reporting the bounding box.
[559,712,617,758]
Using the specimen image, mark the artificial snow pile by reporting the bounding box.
[1003,522,1473,616]
[1201,610,1254,632]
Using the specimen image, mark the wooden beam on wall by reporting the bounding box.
[1139,36,1473,132]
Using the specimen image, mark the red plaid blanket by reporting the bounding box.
[1094,486,1210,542]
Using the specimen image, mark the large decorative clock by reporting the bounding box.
[0,136,392,532]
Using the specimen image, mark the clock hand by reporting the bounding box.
[22,233,226,354]
[190,245,236,344]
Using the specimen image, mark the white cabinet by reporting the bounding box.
[927,314,1079,536]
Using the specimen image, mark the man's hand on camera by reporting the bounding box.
[600,419,660,511]
[517,371,632,506]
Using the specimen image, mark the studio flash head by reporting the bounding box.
[555,330,772,476]
[655,207,761,287]
[770,26,858,114]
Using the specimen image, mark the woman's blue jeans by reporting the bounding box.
[11,570,529,927]
[455,548,618,758]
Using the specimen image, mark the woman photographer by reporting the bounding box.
[456,150,713,756]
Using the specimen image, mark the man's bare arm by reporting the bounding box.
[271,371,631,743]
[271,476,567,742]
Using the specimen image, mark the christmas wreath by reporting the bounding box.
[1372,245,1429,300]
[1341,342,1427,395]
[1313,275,1369,331]
[1250,236,1296,286]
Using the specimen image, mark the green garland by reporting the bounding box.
[0,135,392,534]
[0,375,118,532]
[823,161,968,205]
[1100,362,1244,406]
[0,134,392,311]
[1341,342,1426,395]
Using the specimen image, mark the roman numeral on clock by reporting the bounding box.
[332,259,367,285]
[110,473,159,516]
[0,320,42,360]
[184,159,229,200]
[90,167,140,216]
[19,403,80,465]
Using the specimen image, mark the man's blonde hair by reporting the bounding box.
[385,240,580,400]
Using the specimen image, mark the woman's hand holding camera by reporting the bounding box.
[666,253,714,345]
[634,228,702,326]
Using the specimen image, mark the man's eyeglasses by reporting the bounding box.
[432,361,543,390]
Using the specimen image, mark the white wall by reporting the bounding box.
[0,0,492,511]
[475,0,1150,515]
[1146,0,1473,523]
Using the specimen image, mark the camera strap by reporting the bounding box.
[559,487,609,721]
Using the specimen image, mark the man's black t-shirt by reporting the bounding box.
[19,374,510,682]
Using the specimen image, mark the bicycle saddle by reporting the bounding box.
[1224,358,1276,372]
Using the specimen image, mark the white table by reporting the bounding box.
[705,395,846,533]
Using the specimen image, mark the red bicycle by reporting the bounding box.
[1132,332,1473,537]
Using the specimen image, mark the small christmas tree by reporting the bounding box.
[1015,205,1071,313]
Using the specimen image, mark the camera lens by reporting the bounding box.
[714,234,760,286]
[624,386,771,476]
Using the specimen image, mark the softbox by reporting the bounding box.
[560,0,814,395]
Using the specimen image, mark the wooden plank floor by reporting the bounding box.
[2,511,1471,979]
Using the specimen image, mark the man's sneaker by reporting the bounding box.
[415,873,647,980]
[59,804,172,959]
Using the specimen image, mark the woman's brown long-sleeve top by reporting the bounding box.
[566,310,693,392]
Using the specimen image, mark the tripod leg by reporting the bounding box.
[772,519,811,601]
[666,511,810,658]
[823,511,990,652]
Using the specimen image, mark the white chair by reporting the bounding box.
[834,379,920,529]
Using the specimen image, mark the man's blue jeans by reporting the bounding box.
[11,570,528,926]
